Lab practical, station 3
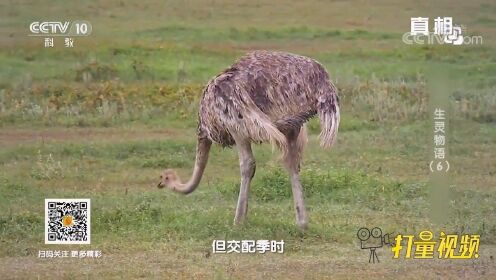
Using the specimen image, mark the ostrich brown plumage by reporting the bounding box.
[157,50,340,229]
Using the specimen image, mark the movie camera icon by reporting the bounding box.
[357,227,392,263]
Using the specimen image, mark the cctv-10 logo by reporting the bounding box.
[29,21,92,36]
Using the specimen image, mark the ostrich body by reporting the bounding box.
[158,50,340,229]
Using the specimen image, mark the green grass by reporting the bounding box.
[3,42,496,87]
[2,152,495,256]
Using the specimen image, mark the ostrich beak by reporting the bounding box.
[157,182,164,188]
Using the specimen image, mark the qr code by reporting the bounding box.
[45,199,91,244]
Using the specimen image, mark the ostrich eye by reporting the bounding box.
[160,175,162,179]
[165,176,169,180]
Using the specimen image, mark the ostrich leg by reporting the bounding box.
[284,126,309,229]
[234,140,256,225]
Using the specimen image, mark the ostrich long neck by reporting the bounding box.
[173,137,212,194]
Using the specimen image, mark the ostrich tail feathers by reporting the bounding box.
[318,87,340,149]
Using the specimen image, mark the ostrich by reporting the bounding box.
[157,50,340,229]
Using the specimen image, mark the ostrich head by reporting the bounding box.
[157,169,180,191]
[156,138,212,194]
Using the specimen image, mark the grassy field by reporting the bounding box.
[1,0,496,279]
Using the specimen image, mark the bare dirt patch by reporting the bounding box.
[0,127,192,147]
